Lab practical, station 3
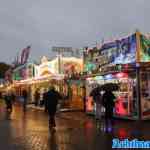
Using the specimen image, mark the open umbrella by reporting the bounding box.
[100,83,119,91]
[90,86,102,97]
[89,86,103,104]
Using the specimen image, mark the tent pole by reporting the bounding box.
[136,31,142,120]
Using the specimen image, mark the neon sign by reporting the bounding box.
[115,72,128,78]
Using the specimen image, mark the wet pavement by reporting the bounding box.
[0,104,150,150]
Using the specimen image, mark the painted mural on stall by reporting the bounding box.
[99,34,136,65]
[84,34,137,74]
[140,34,150,62]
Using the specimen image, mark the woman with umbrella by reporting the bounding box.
[90,86,103,120]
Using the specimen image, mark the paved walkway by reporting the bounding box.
[0,104,150,150]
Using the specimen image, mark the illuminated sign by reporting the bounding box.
[84,34,136,74]
[62,57,83,74]
[115,72,128,78]
[104,74,114,80]
[35,63,56,77]
[99,34,136,66]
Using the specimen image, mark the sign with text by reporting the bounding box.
[52,47,73,53]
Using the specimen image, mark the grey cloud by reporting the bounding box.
[0,0,149,63]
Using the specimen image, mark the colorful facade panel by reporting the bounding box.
[140,34,150,62]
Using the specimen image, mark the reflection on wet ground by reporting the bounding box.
[0,104,150,150]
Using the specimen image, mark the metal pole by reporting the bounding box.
[136,65,141,120]
[58,51,62,93]
[58,53,61,74]
[136,31,142,120]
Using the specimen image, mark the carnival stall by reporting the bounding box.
[61,57,84,110]
[85,76,104,115]
[12,55,84,110]
[12,56,65,104]
[12,62,35,102]
[84,31,150,120]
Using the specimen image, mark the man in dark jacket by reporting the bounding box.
[43,89,48,112]
[45,86,62,129]
[102,90,115,121]
[102,89,116,133]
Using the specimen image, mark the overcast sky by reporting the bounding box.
[0,0,149,63]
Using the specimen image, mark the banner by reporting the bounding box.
[20,46,31,64]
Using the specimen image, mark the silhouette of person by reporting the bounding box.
[22,90,28,112]
[45,86,62,130]
[34,90,40,106]
[102,89,115,126]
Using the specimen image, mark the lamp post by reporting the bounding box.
[57,52,62,74]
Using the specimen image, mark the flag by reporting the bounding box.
[16,52,20,65]
[21,46,31,64]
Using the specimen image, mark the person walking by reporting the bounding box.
[82,86,86,112]
[102,89,115,125]
[4,91,14,113]
[34,90,40,106]
[95,93,102,120]
[43,89,48,112]
[22,90,28,112]
[45,86,62,130]
[90,88,102,120]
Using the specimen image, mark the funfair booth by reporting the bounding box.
[84,32,150,120]
[12,62,35,102]
[12,56,84,109]
[61,57,84,110]
[33,56,84,110]
[12,57,64,104]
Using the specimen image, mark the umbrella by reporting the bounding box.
[89,86,103,103]
[100,83,119,91]
[90,86,102,97]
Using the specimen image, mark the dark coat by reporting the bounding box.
[35,91,40,100]
[102,91,115,118]
[4,94,13,109]
[45,89,62,114]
